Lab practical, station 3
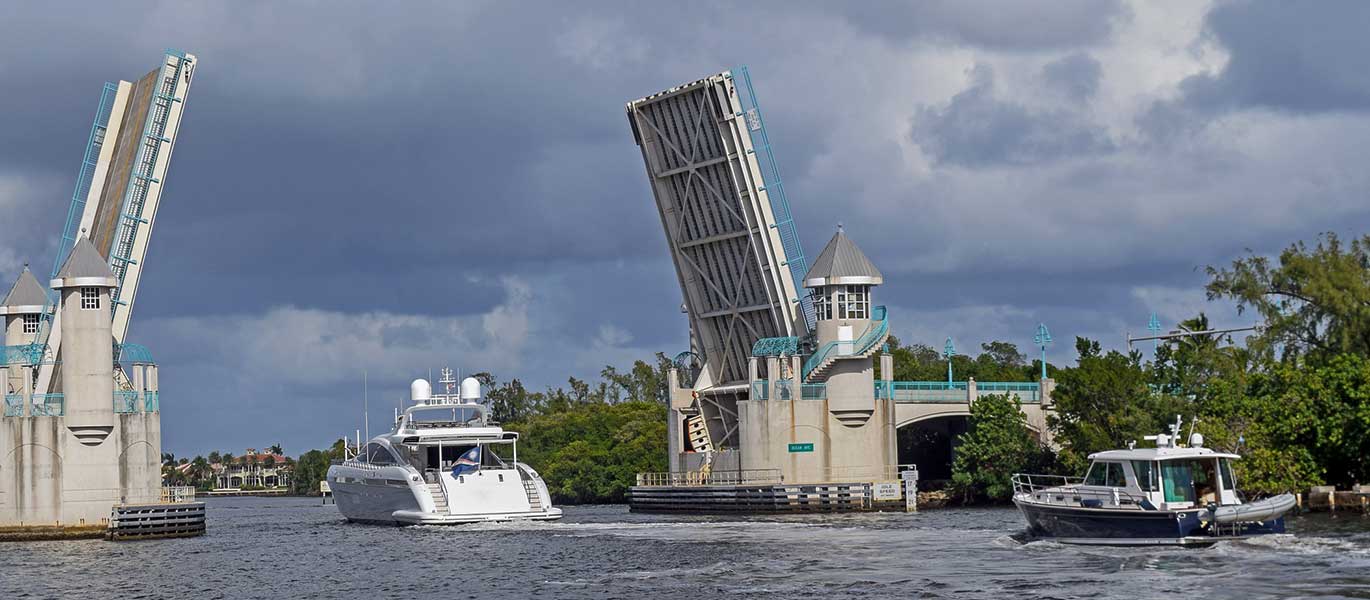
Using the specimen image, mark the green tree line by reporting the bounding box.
[289,232,1370,506]
[952,232,1370,503]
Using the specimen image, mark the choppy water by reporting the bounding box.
[3,497,1370,599]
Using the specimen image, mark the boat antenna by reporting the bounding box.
[363,370,370,450]
[1186,416,1199,446]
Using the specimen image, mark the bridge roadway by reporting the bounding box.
[748,377,1054,439]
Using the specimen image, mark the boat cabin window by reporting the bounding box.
[1105,463,1126,487]
[1131,461,1157,492]
[1160,460,1221,504]
[362,443,398,465]
[1219,458,1236,492]
[1192,460,1218,504]
[1084,462,1126,487]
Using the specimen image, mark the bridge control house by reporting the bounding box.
[625,69,1053,512]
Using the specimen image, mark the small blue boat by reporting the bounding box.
[1013,418,1296,546]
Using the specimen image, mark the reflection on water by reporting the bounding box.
[2,498,1368,599]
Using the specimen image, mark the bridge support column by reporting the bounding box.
[967,377,977,405]
[879,352,892,392]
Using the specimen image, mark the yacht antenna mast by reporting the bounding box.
[363,371,370,448]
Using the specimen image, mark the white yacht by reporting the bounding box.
[327,369,562,525]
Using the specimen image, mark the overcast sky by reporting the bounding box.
[3,1,1368,457]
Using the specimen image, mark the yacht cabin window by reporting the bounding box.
[1083,461,1125,487]
[362,443,397,465]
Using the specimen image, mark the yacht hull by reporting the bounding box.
[1014,499,1285,546]
[392,507,563,525]
[330,479,424,525]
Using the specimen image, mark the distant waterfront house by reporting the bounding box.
[212,449,293,489]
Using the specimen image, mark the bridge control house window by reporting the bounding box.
[816,285,870,320]
[80,287,100,310]
[22,314,39,334]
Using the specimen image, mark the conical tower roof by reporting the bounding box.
[802,226,883,288]
[50,237,116,289]
[0,266,49,315]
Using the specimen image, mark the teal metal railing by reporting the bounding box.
[33,81,120,358]
[801,383,826,400]
[52,82,119,279]
[3,394,22,417]
[114,390,140,413]
[751,336,799,357]
[750,380,768,401]
[880,381,1041,403]
[887,381,968,403]
[115,343,155,365]
[733,66,815,332]
[2,344,44,365]
[802,305,888,379]
[144,391,160,412]
[773,379,794,401]
[31,394,63,416]
[977,382,1041,403]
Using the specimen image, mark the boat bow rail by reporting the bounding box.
[1012,473,1151,508]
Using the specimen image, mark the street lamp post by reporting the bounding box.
[1034,323,1052,380]
[943,337,955,383]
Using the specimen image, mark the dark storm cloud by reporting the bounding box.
[911,64,1114,166]
[1043,52,1103,100]
[2,1,1367,455]
[1180,0,1370,114]
[836,0,1129,50]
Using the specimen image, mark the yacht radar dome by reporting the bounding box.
[460,377,481,401]
[410,379,432,404]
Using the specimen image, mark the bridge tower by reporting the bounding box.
[0,51,196,531]
[627,69,809,462]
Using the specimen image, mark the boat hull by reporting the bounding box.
[392,508,563,525]
[1014,498,1285,546]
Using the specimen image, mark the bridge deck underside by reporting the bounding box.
[630,75,798,388]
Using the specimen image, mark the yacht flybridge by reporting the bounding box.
[1013,417,1295,546]
[327,369,562,525]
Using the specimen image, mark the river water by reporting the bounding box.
[4,497,1369,599]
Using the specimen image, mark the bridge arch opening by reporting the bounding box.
[896,414,969,485]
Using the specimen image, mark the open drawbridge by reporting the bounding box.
[24,50,196,397]
[627,68,810,450]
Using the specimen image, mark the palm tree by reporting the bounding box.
[191,456,210,489]
[269,444,283,455]
[221,452,235,488]
[263,455,277,487]
[208,451,221,465]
